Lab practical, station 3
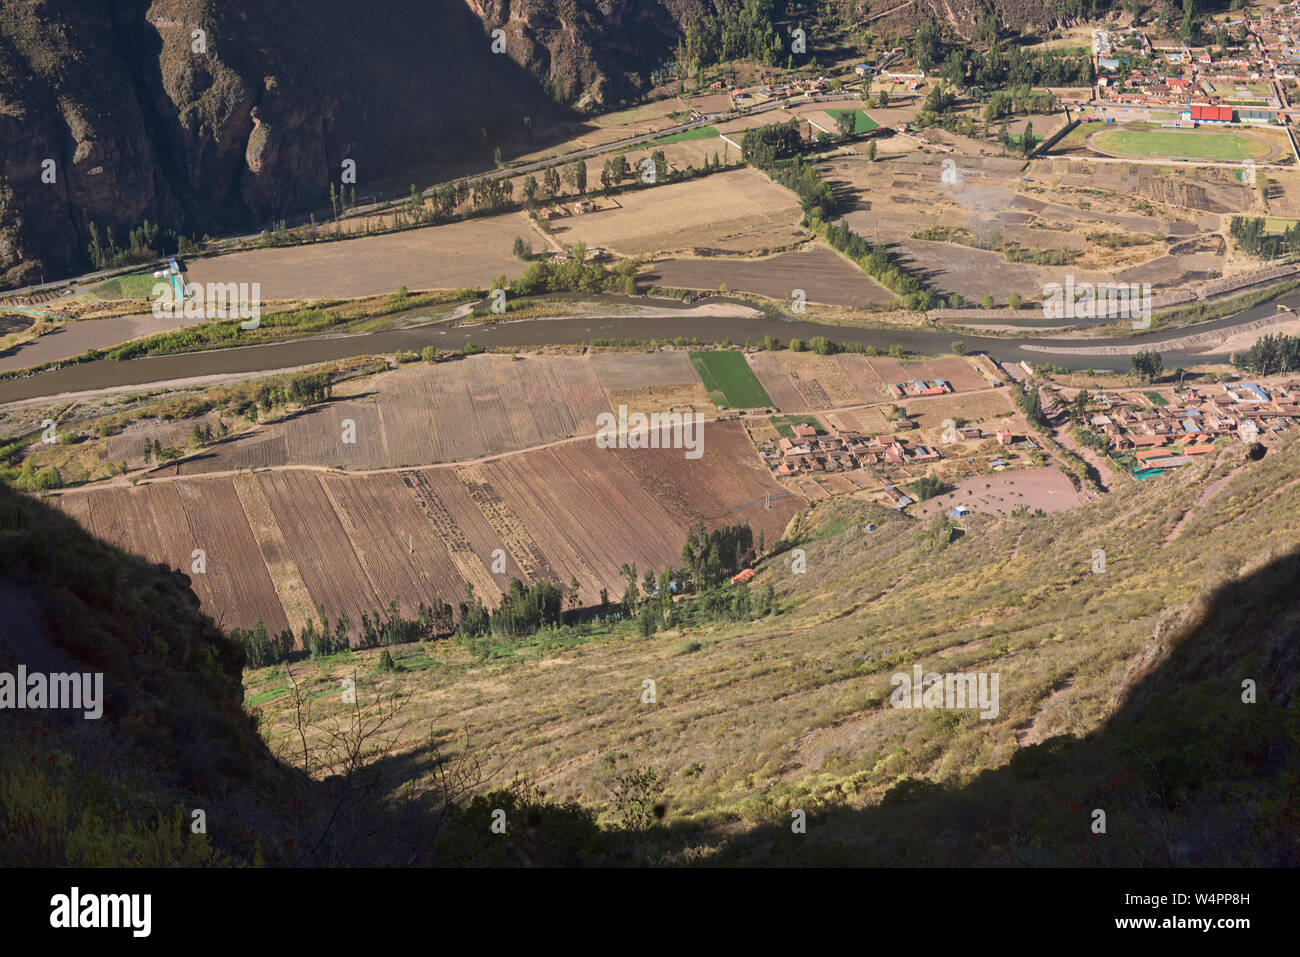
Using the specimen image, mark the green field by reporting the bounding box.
[88,272,167,300]
[1092,127,1270,160]
[770,414,824,437]
[826,109,878,134]
[689,351,772,409]
[1262,216,1300,233]
[649,125,720,145]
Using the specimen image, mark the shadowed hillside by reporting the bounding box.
[0,0,707,286]
[2,433,1297,865]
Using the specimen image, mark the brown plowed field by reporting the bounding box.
[184,210,527,300]
[642,245,894,307]
[54,421,803,633]
[176,353,614,471]
[589,351,699,389]
[747,351,879,412]
[477,444,685,601]
[53,481,291,634]
[550,168,806,256]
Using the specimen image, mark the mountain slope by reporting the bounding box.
[0,0,709,287]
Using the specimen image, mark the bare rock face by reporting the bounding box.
[0,0,711,287]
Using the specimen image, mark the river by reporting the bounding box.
[2,291,1295,403]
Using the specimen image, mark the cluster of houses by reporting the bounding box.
[762,423,942,477]
[885,378,952,400]
[1088,22,1293,126]
[728,76,841,108]
[548,244,609,264]
[1083,381,1299,474]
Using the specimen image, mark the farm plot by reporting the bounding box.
[372,354,610,462]
[467,423,802,603]
[184,210,527,301]
[747,351,877,413]
[822,151,1225,301]
[605,382,714,416]
[589,351,700,389]
[177,354,614,471]
[690,351,773,408]
[55,419,803,633]
[475,443,689,603]
[255,470,390,628]
[551,167,806,256]
[826,407,894,433]
[613,420,803,544]
[401,469,525,593]
[316,472,504,615]
[54,481,291,634]
[642,245,894,307]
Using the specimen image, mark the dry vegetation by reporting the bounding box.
[240,431,1300,862]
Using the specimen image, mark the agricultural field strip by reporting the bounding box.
[456,464,558,585]
[52,385,1005,497]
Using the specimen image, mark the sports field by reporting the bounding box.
[689,351,772,409]
[1090,128,1271,161]
[826,109,879,134]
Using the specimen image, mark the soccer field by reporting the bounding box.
[1091,128,1271,160]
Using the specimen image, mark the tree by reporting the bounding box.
[867,140,877,161]
[1021,120,1036,157]
[1129,349,1164,383]
[544,166,562,199]
[1008,292,1022,309]
[274,669,480,865]
[522,175,538,204]
[1072,389,1090,421]
[876,88,889,109]
[981,294,994,309]
[565,159,587,195]
[512,235,531,260]
[835,110,857,138]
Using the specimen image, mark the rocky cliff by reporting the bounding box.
[0,0,712,287]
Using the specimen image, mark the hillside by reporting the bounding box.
[245,432,1300,864]
[3,427,1297,865]
[0,0,709,287]
[0,0,1162,289]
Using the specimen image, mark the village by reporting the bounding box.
[1086,8,1300,128]
[1077,377,1300,477]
